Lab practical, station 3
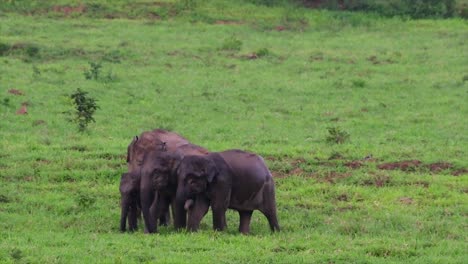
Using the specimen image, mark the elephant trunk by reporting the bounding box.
[140,186,157,233]
[174,184,187,229]
[120,197,129,232]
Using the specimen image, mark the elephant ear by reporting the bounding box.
[126,136,138,163]
[169,154,182,178]
[206,159,219,183]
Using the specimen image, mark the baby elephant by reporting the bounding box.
[180,149,280,234]
[119,172,141,232]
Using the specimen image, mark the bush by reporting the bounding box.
[326,126,350,144]
[84,62,102,80]
[68,88,99,132]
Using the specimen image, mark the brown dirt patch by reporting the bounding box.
[345,160,363,169]
[399,197,413,205]
[16,103,27,115]
[289,167,304,175]
[336,205,355,212]
[324,171,351,184]
[8,89,24,96]
[336,194,348,202]
[214,20,243,25]
[412,181,430,188]
[275,25,286,31]
[378,160,422,171]
[52,4,86,16]
[427,162,453,172]
[452,169,468,176]
[36,158,51,164]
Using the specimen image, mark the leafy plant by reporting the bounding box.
[256,47,271,57]
[326,126,350,144]
[84,61,102,80]
[69,88,99,132]
[1,98,10,107]
[0,42,10,56]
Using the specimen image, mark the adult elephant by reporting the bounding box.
[179,149,280,234]
[139,142,209,233]
[121,129,191,232]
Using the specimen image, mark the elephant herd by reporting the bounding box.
[119,129,280,234]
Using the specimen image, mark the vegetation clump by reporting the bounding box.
[68,88,99,132]
[326,126,350,144]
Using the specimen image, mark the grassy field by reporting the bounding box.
[1,1,467,263]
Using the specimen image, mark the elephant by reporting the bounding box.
[126,129,190,174]
[119,172,140,232]
[139,142,209,233]
[121,129,191,232]
[179,149,280,234]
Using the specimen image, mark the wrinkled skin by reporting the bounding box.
[139,143,209,233]
[179,149,280,234]
[119,172,140,232]
[124,129,189,232]
[127,129,190,174]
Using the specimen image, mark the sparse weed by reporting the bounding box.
[326,126,350,144]
[75,192,96,209]
[84,61,102,80]
[1,98,11,107]
[220,36,243,52]
[256,47,271,57]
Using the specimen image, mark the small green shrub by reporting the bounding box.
[68,88,99,132]
[220,36,243,51]
[10,248,23,261]
[75,192,96,209]
[1,98,11,107]
[256,47,271,57]
[0,42,10,56]
[84,61,102,80]
[326,126,350,144]
[352,79,366,88]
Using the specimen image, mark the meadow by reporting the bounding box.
[0,1,467,263]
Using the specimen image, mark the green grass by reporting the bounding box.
[1,1,467,263]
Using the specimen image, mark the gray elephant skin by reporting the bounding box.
[139,140,209,233]
[120,129,191,232]
[119,172,140,232]
[181,149,280,234]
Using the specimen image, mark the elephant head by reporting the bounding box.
[126,129,190,175]
[119,172,140,232]
[141,151,179,191]
[139,150,181,233]
[139,144,209,233]
[178,155,218,196]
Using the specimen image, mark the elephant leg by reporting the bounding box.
[211,205,227,231]
[160,208,171,226]
[120,201,128,232]
[141,188,157,233]
[128,202,138,232]
[187,195,210,232]
[153,194,170,226]
[238,210,253,234]
[175,185,188,229]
